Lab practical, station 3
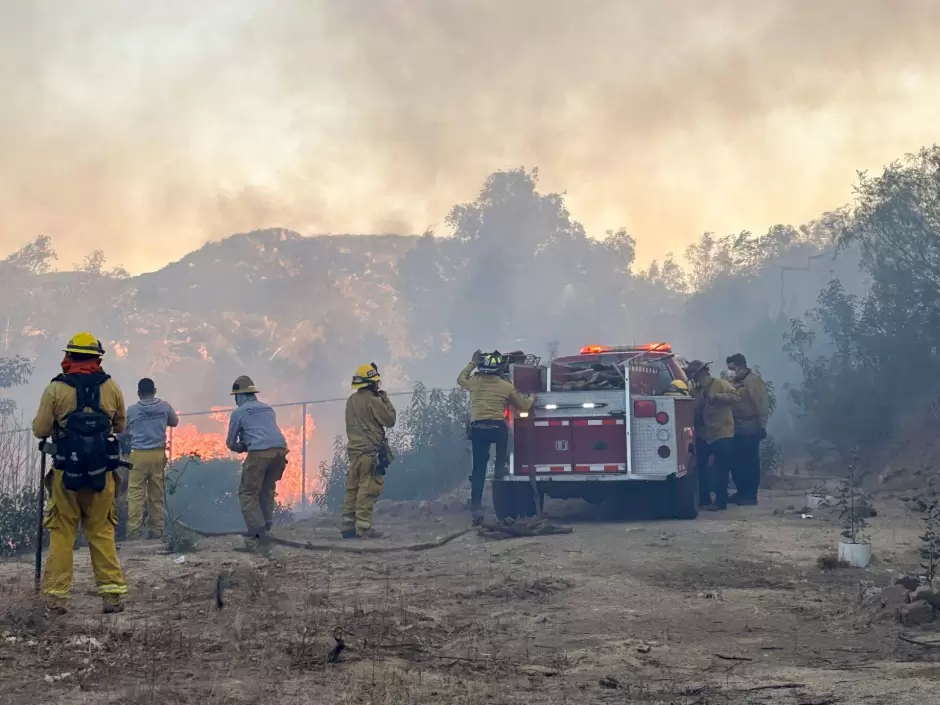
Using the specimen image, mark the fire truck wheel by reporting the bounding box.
[674,470,700,520]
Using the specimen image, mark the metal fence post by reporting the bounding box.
[301,403,307,507]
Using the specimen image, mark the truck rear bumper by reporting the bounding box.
[501,474,673,483]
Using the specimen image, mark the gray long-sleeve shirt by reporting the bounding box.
[124,397,179,450]
[226,399,287,453]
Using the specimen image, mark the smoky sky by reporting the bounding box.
[1,0,939,272]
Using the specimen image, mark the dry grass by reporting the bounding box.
[1,494,936,704]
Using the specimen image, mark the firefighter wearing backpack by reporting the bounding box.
[124,378,179,539]
[32,333,128,614]
[343,363,397,539]
[457,350,534,526]
[225,376,289,554]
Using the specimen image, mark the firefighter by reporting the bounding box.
[664,379,692,397]
[684,360,738,511]
[343,363,397,539]
[124,378,178,539]
[457,350,534,526]
[225,376,289,554]
[726,353,770,506]
[32,333,128,614]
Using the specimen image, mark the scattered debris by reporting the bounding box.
[636,643,651,654]
[477,518,573,540]
[598,675,621,689]
[698,590,723,600]
[473,576,572,600]
[43,672,72,684]
[898,600,935,627]
[173,555,187,564]
[66,636,103,649]
[800,513,813,520]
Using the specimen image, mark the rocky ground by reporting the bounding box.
[1,488,939,705]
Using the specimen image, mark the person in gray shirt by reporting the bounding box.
[124,378,178,539]
[225,375,288,554]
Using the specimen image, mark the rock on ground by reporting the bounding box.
[898,600,936,627]
[912,585,940,609]
[881,584,911,608]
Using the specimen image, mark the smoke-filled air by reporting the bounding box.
[3,1,940,269]
[2,4,940,702]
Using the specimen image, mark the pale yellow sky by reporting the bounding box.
[1,1,938,273]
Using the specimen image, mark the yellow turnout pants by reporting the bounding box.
[342,453,384,534]
[42,469,127,600]
[239,448,288,535]
[126,448,167,537]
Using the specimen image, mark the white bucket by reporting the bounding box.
[806,494,826,509]
[838,541,872,568]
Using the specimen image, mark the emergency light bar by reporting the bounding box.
[579,342,672,355]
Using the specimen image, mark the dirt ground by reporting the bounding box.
[1,487,939,705]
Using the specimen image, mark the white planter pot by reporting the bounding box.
[838,541,872,568]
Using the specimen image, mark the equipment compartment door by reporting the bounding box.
[513,421,572,474]
[570,418,627,472]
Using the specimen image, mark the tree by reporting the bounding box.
[838,147,940,321]
[2,234,57,275]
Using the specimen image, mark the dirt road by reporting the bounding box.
[1,490,938,704]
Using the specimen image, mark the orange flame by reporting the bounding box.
[169,405,318,506]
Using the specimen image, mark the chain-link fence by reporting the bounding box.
[0,415,39,495]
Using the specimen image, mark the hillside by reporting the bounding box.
[0,230,421,414]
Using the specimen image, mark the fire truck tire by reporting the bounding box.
[674,471,700,520]
[493,482,536,520]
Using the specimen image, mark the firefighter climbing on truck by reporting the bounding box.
[458,350,534,526]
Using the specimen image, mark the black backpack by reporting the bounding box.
[52,372,120,492]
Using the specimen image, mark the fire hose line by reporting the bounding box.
[173,519,472,554]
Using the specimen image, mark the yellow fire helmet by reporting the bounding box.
[63,332,105,357]
[352,363,380,389]
[668,379,690,393]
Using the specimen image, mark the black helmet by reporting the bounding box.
[478,351,508,375]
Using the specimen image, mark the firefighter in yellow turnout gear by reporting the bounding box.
[458,351,534,526]
[342,363,396,539]
[124,378,178,539]
[32,333,128,614]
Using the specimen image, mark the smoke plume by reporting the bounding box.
[1,0,939,271]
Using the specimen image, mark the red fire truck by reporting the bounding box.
[493,343,699,520]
